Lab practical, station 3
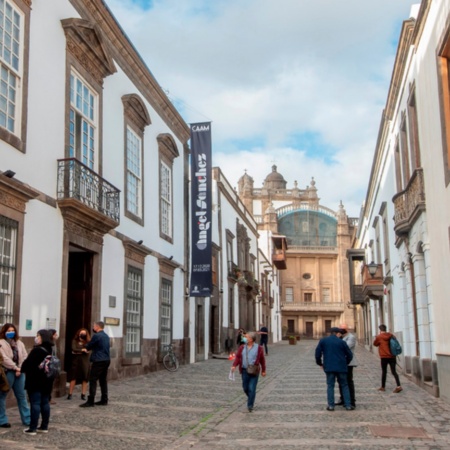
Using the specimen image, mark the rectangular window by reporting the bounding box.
[125,267,142,356]
[304,292,313,302]
[160,278,172,351]
[0,1,22,134]
[400,116,411,187]
[228,285,234,324]
[126,127,142,217]
[69,72,96,169]
[160,161,172,238]
[407,91,421,171]
[285,287,293,302]
[0,216,17,324]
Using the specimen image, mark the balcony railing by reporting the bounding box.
[281,301,345,312]
[350,285,364,304]
[57,158,120,222]
[227,261,239,280]
[272,248,287,269]
[393,168,425,237]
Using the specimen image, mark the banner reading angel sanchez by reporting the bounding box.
[189,122,212,297]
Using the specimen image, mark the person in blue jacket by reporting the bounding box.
[79,321,110,407]
[315,327,354,411]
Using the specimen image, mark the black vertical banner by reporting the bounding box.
[190,122,212,297]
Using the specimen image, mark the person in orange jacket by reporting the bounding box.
[373,324,402,393]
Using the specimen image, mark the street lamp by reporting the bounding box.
[367,261,378,278]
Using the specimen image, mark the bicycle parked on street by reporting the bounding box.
[163,343,179,372]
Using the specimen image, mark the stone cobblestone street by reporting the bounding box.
[2,340,450,449]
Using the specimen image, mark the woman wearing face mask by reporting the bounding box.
[231,331,266,412]
[66,328,91,400]
[21,329,55,435]
[0,323,31,428]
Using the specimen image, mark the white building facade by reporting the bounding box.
[0,0,190,392]
[352,0,450,401]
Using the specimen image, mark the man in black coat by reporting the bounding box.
[315,327,353,411]
[80,321,110,407]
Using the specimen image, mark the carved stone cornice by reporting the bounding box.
[159,258,177,277]
[68,0,190,143]
[57,198,119,238]
[64,219,104,245]
[123,239,152,265]
[61,18,117,85]
[122,94,151,131]
[157,133,179,163]
[0,174,40,213]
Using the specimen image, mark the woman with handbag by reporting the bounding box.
[231,331,266,412]
[0,323,31,428]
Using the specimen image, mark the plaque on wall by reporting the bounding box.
[104,317,120,326]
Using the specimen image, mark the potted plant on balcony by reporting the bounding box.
[288,336,297,345]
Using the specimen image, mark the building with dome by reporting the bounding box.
[238,166,358,338]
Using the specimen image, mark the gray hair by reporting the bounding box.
[247,331,258,342]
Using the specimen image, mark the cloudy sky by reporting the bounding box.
[106,0,419,217]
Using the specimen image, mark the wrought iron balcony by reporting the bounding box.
[57,158,120,231]
[227,261,239,281]
[393,168,426,237]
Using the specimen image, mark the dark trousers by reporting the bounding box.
[88,360,110,403]
[381,357,401,388]
[28,391,50,431]
[338,366,355,406]
[260,340,268,355]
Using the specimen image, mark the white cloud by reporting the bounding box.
[106,0,419,216]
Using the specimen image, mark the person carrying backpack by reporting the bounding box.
[373,324,403,394]
[21,329,55,435]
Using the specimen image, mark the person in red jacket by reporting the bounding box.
[231,331,266,412]
[373,324,402,393]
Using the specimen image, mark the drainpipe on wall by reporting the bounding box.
[408,252,420,357]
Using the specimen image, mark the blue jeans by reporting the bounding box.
[241,369,259,409]
[0,371,30,426]
[28,390,50,431]
[326,371,350,407]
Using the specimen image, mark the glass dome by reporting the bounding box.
[278,210,337,247]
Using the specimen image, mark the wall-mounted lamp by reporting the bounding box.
[367,261,378,278]
[3,170,15,178]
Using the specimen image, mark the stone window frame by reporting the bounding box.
[407,85,421,172]
[0,0,31,153]
[61,18,116,176]
[159,259,175,355]
[0,174,39,323]
[122,239,150,365]
[122,94,151,226]
[437,19,450,186]
[157,133,179,243]
[124,265,143,359]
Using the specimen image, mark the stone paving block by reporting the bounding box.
[3,340,450,449]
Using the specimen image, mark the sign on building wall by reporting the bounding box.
[190,122,212,297]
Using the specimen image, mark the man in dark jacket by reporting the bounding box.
[80,321,110,407]
[315,327,353,411]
